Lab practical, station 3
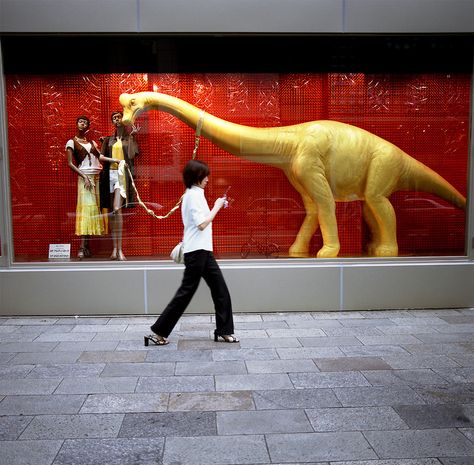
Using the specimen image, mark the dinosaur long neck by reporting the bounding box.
[143,92,280,163]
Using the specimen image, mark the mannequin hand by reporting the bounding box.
[130,124,141,136]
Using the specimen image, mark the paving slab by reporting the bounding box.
[119,411,216,437]
[100,362,175,377]
[332,460,442,465]
[0,439,63,465]
[239,337,301,349]
[0,415,33,440]
[212,348,279,361]
[163,435,270,465]
[137,375,215,393]
[266,431,377,462]
[145,348,213,362]
[52,438,164,465]
[217,409,313,435]
[0,378,61,395]
[334,386,426,407]
[216,373,293,391]
[175,360,247,375]
[253,388,341,409]
[55,376,138,394]
[80,393,169,414]
[246,359,319,373]
[439,458,474,465]
[364,428,474,458]
[414,383,474,404]
[26,363,105,378]
[362,369,450,387]
[20,413,124,439]
[289,371,371,389]
[0,394,86,415]
[78,350,146,363]
[299,336,363,347]
[168,391,254,411]
[306,406,408,431]
[314,357,392,372]
[393,404,474,429]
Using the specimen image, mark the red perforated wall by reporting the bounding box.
[6,73,469,261]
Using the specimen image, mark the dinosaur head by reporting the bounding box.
[119,92,148,126]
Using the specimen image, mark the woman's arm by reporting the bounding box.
[198,197,227,230]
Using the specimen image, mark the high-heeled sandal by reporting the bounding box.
[77,247,87,259]
[214,331,239,343]
[144,334,169,346]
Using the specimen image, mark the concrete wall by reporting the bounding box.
[1,0,473,33]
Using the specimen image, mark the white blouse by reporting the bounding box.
[66,139,102,175]
[182,185,213,253]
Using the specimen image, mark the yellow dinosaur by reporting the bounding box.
[120,91,466,258]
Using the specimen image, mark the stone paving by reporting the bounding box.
[0,308,473,465]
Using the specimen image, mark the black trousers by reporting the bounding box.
[151,249,234,338]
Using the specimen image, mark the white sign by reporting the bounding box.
[49,244,71,260]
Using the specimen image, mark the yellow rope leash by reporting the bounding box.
[125,110,205,219]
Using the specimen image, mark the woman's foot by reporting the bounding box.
[214,331,239,343]
[117,251,127,261]
[144,334,169,346]
[110,249,118,260]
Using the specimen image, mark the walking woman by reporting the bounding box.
[145,160,238,346]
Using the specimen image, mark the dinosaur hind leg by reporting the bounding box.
[363,202,382,256]
[364,156,399,257]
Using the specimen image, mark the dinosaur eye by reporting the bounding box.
[130,99,136,107]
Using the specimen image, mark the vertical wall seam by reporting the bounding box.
[136,0,141,33]
[342,0,347,33]
[143,269,148,314]
[339,266,344,311]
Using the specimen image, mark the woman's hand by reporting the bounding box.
[214,197,227,210]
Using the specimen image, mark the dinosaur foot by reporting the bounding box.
[316,245,340,258]
[371,244,398,257]
[288,245,310,258]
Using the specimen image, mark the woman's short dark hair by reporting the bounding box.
[76,115,90,127]
[182,160,210,188]
[111,111,123,121]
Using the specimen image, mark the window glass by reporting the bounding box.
[2,36,470,262]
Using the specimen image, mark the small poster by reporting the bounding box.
[48,244,71,260]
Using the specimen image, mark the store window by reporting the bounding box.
[1,36,471,262]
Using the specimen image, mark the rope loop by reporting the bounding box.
[126,110,205,220]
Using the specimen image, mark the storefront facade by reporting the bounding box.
[1,0,473,314]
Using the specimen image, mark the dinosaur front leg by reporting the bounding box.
[301,172,340,258]
[289,198,319,257]
[285,171,319,257]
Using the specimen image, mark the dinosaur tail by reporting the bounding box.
[404,156,466,210]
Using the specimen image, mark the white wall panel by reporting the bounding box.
[343,262,474,310]
[0,0,138,32]
[345,0,474,33]
[0,268,145,315]
[139,0,343,33]
[1,262,472,316]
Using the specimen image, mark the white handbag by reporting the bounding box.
[170,242,184,264]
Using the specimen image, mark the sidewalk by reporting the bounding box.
[0,308,473,465]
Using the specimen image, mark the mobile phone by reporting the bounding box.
[222,186,231,198]
[222,186,231,208]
